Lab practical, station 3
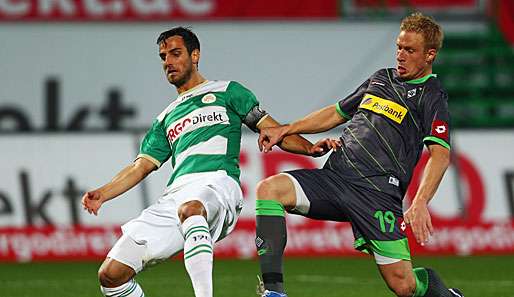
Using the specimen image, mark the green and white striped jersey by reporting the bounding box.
[137,80,259,187]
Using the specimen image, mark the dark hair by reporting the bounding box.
[156,27,200,55]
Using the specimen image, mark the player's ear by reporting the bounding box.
[191,49,200,65]
[426,48,437,64]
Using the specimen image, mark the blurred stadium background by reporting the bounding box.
[1,0,514,296]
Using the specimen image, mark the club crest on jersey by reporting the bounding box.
[201,93,217,104]
[359,93,408,124]
[407,89,416,98]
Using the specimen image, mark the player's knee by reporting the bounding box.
[256,178,275,200]
[256,175,294,206]
[386,273,416,297]
[98,259,133,288]
[178,200,207,222]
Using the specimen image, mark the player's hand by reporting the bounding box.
[308,138,341,157]
[404,201,433,246]
[81,190,104,216]
[258,125,289,153]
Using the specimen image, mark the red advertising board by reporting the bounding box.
[0,0,339,21]
[2,220,514,262]
[352,0,477,7]
[344,0,482,15]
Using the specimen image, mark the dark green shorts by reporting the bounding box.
[285,168,411,260]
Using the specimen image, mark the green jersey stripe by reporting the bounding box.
[174,135,227,169]
[172,154,239,184]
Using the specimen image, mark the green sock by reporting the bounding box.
[413,267,454,297]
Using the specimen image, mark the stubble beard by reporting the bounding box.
[170,64,193,89]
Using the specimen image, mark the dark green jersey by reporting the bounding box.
[327,68,450,198]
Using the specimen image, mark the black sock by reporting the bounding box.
[255,200,287,293]
[414,267,457,297]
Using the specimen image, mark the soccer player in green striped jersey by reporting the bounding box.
[81,27,331,297]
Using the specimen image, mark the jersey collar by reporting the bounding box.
[406,73,437,84]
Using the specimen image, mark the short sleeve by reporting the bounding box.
[421,90,451,150]
[137,119,172,167]
[336,79,370,120]
[226,81,260,120]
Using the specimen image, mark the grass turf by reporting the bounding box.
[1,256,513,297]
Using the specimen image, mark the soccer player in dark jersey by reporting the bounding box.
[255,13,463,297]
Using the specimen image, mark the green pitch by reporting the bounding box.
[1,256,513,297]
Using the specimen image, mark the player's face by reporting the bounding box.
[159,36,197,88]
[395,31,435,80]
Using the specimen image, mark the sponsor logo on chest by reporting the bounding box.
[166,106,228,143]
[359,93,408,124]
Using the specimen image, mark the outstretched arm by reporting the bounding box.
[81,157,157,215]
[256,114,339,156]
[404,144,450,245]
[259,104,347,153]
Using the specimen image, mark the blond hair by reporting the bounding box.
[400,12,444,51]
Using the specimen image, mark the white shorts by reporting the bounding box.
[107,171,243,272]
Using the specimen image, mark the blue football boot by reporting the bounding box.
[256,276,287,297]
[261,290,287,297]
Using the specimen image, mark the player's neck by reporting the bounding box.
[411,66,432,81]
[177,72,207,95]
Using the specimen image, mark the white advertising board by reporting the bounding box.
[1,130,514,260]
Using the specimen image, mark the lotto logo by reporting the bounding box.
[431,119,449,141]
[401,221,406,231]
[435,125,446,134]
